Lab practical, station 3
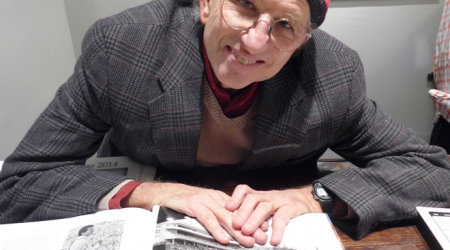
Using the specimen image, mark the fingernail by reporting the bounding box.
[271,236,283,246]
[218,232,229,243]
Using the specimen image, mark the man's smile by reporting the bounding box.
[229,47,263,66]
[231,50,257,65]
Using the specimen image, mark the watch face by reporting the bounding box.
[314,184,331,200]
[316,188,331,199]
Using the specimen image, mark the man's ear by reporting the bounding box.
[199,0,211,24]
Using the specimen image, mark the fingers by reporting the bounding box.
[226,186,319,246]
[229,188,274,233]
[225,184,254,211]
[199,198,260,247]
[195,201,231,244]
[203,186,320,247]
[252,228,269,245]
[227,185,267,230]
[259,220,270,231]
[198,204,261,247]
[240,201,274,235]
[192,189,267,247]
[269,207,292,245]
[216,211,258,247]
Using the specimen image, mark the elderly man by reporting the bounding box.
[1,0,449,247]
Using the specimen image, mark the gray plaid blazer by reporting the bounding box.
[1,0,449,240]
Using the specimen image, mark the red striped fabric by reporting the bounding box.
[432,0,450,122]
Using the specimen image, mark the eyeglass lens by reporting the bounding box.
[221,0,309,51]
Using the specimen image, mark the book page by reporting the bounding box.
[269,213,343,250]
[153,208,343,250]
[0,208,157,250]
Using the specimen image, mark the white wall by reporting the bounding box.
[321,0,443,158]
[64,0,150,58]
[0,0,445,160]
[0,1,76,160]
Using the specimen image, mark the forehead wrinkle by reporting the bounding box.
[284,12,302,23]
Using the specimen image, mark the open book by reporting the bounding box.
[0,206,343,250]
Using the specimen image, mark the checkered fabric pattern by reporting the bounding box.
[432,0,450,122]
[428,89,450,121]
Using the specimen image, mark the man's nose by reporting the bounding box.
[241,16,272,54]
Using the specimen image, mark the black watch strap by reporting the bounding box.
[312,182,334,214]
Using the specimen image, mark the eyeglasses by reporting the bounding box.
[221,0,312,52]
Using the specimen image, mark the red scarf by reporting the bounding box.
[202,44,261,118]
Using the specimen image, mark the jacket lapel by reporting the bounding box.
[148,19,205,169]
[241,59,310,170]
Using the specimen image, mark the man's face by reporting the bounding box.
[199,0,311,90]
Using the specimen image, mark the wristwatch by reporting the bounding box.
[312,182,334,214]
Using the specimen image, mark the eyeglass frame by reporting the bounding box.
[220,0,312,52]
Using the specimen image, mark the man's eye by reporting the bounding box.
[239,0,255,9]
[279,21,293,29]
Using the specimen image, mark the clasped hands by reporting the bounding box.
[125,183,322,247]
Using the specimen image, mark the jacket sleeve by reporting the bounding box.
[318,55,450,239]
[0,20,129,223]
